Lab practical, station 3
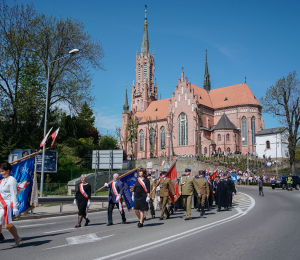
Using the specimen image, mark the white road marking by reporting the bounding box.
[16,222,56,228]
[94,192,255,260]
[44,234,115,250]
[44,228,76,234]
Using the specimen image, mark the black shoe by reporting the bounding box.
[84,218,90,226]
[217,208,221,212]
[122,219,126,224]
[144,216,147,220]
[106,222,113,226]
[166,215,170,219]
[226,207,229,211]
[197,208,200,212]
[0,233,5,242]
[152,215,155,219]
[138,222,143,228]
[159,217,164,220]
[75,224,81,228]
[184,217,190,220]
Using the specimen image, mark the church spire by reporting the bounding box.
[203,50,211,92]
[141,9,150,55]
[123,84,129,114]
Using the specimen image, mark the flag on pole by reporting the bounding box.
[40,127,53,147]
[160,160,165,166]
[51,128,60,147]
[211,169,219,180]
[166,162,180,203]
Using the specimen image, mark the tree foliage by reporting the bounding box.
[260,71,300,175]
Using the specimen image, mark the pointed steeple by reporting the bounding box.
[141,9,150,55]
[123,84,129,114]
[203,50,211,92]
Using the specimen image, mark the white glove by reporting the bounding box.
[73,199,77,206]
[132,195,134,201]
[104,183,109,187]
[13,208,19,217]
[116,195,120,202]
[87,201,91,207]
[232,192,235,196]
[146,197,150,203]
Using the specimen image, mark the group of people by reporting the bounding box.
[73,168,238,229]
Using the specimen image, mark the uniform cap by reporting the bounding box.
[199,171,205,175]
[161,171,167,175]
[185,168,191,172]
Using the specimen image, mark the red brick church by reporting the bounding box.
[121,10,264,159]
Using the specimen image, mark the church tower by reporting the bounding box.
[121,84,130,150]
[203,50,211,92]
[131,9,157,112]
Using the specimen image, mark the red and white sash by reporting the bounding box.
[0,179,13,227]
[79,184,88,199]
[137,178,150,211]
[112,181,123,212]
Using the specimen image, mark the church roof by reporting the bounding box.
[213,113,237,131]
[256,127,286,136]
[191,84,213,107]
[135,98,169,123]
[209,83,260,109]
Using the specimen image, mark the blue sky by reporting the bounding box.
[19,0,300,135]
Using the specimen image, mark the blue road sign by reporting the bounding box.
[230,173,237,182]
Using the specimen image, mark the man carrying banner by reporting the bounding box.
[159,171,176,220]
[179,169,198,220]
[0,162,22,247]
[194,171,209,217]
[105,173,126,226]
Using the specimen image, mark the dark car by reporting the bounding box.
[271,176,300,190]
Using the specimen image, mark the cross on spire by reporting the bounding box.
[181,66,184,72]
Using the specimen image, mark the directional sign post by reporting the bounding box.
[230,173,237,182]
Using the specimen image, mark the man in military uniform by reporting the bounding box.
[159,171,176,220]
[194,171,209,217]
[179,169,198,220]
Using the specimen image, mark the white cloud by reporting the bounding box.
[95,112,121,131]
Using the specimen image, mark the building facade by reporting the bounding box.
[121,10,265,159]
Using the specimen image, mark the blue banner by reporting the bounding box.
[0,157,36,216]
[120,169,138,211]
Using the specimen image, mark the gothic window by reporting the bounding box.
[160,127,165,149]
[150,65,153,82]
[175,101,177,108]
[178,113,188,146]
[149,128,155,151]
[218,134,221,141]
[185,93,187,100]
[178,94,180,101]
[144,64,147,80]
[204,147,207,154]
[266,140,270,149]
[226,134,230,141]
[138,83,140,92]
[251,117,256,145]
[188,98,190,105]
[138,64,141,81]
[242,117,248,145]
[139,130,144,151]
[150,84,152,92]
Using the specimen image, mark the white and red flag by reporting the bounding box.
[166,162,180,203]
[160,160,165,166]
[51,128,60,148]
[40,127,53,147]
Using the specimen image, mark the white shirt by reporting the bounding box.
[0,176,19,209]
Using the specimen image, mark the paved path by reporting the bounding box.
[1,186,299,260]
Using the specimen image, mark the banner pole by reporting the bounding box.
[10,150,43,165]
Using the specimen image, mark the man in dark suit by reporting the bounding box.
[105,173,126,226]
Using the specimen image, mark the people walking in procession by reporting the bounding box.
[74,174,91,228]
[132,168,150,228]
[216,173,231,211]
[105,173,126,226]
[258,177,264,196]
[0,162,22,247]
[159,171,176,220]
[287,176,293,191]
[194,171,209,217]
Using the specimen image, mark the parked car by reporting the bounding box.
[271,176,300,190]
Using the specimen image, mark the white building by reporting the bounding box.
[255,127,289,159]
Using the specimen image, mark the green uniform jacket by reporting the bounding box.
[159,178,175,197]
[150,179,155,198]
[179,176,198,195]
[194,177,209,196]
[287,177,293,184]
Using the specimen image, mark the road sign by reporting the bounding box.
[230,173,237,182]
[36,151,58,172]
[92,150,123,170]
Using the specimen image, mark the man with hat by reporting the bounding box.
[179,169,199,220]
[159,171,176,220]
[216,173,231,211]
[194,171,209,217]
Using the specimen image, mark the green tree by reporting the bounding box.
[98,134,118,150]
[260,71,300,175]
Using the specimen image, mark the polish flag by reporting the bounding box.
[40,127,53,147]
[51,128,60,147]
[160,160,165,166]
[243,172,248,177]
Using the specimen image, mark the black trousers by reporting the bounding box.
[107,200,126,223]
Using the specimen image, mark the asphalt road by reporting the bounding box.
[1,186,299,260]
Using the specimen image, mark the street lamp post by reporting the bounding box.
[40,49,79,197]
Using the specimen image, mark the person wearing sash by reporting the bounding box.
[74,174,91,227]
[132,168,150,228]
[105,173,126,226]
[0,162,22,247]
[159,171,176,220]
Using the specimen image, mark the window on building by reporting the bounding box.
[150,84,152,92]
[178,113,188,146]
[139,130,144,151]
[188,98,190,105]
[138,64,141,81]
[242,117,248,145]
[251,117,256,145]
[178,94,180,101]
[150,64,153,82]
[204,147,207,154]
[138,83,140,92]
[218,134,221,141]
[144,64,147,80]
[185,93,187,100]
[149,128,155,151]
[175,101,177,108]
[226,134,230,141]
[160,127,165,149]
[266,140,270,149]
